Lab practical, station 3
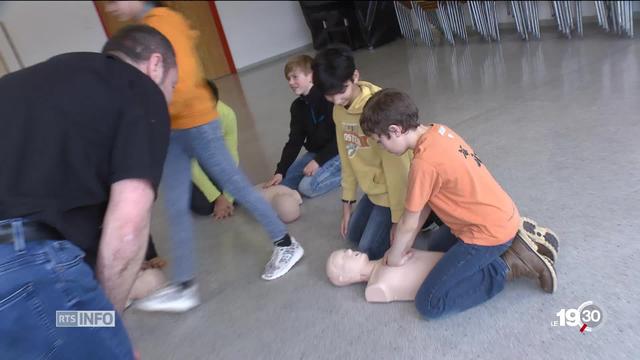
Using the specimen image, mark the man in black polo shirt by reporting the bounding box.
[0,25,175,359]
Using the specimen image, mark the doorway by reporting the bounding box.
[93,1,235,79]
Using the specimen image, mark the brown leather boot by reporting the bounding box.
[501,234,557,293]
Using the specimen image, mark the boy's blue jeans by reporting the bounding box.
[415,224,513,319]
[346,195,392,260]
[281,152,341,198]
[0,219,134,359]
[162,119,287,283]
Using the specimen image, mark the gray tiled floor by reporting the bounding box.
[124,27,640,359]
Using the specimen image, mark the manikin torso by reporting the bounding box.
[255,184,302,223]
[365,251,444,302]
[257,184,302,204]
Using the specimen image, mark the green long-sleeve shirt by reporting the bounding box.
[191,100,238,202]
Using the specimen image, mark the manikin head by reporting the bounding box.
[272,194,301,224]
[129,268,167,300]
[326,249,371,286]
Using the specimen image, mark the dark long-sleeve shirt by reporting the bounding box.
[275,85,337,175]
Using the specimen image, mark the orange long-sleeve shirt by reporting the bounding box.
[142,7,218,129]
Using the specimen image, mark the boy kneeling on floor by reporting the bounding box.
[359,89,559,319]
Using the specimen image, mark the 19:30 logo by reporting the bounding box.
[551,301,604,333]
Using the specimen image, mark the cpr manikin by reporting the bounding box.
[128,258,168,304]
[130,184,302,306]
[326,249,444,302]
[256,184,303,223]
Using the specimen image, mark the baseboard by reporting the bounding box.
[237,43,314,73]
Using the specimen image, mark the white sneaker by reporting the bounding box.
[261,238,304,280]
[131,283,200,313]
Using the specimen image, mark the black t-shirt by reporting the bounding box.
[0,52,170,267]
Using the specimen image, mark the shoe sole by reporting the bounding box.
[261,247,304,281]
[130,285,200,313]
[132,300,199,313]
[516,233,558,293]
[520,217,559,263]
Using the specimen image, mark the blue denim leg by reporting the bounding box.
[423,225,459,252]
[346,195,374,247]
[187,120,287,241]
[297,154,342,198]
[281,152,316,190]
[161,130,197,283]
[346,195,392,260]
[0,236,134,359]
[415,225,512,319]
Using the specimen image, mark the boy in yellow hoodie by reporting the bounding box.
[312,46,411,260]
[106,1,304,313]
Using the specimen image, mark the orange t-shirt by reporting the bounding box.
[405,124,519,246]
[142,7,218,130]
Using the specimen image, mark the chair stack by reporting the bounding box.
[467,1,500,42]
[594,0,634,38]
[510,1,541,40]
[392,1,636,47]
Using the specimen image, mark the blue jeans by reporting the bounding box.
[346,195,392,260]
[415,224,513,319]
[162,120,287,283]
[281,152,341,198]
[0,219,134,359]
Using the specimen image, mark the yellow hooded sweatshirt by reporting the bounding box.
[142,7,218,130]
[334,81,411,222]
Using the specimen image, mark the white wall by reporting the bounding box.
[0,1,106,69]
[216,1,312,70]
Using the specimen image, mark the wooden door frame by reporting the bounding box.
[93,1,236,74]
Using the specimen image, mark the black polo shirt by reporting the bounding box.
[0,52,170,267]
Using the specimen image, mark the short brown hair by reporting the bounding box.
[284,55,313,79]
[361,89,420,137]
[102,24,176,79]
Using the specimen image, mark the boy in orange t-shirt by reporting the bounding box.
[360,89,558,319]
